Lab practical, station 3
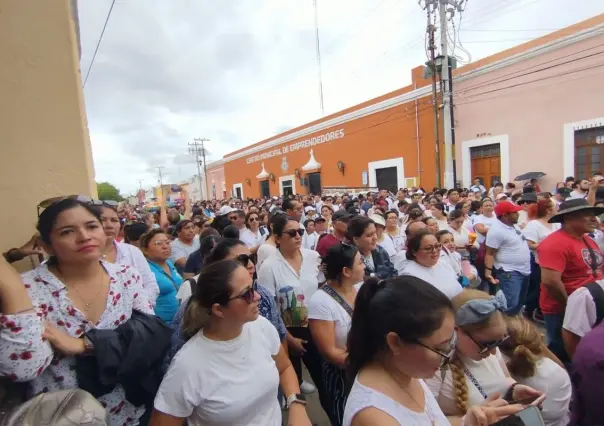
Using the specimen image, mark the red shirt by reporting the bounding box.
[537,230,604,314]
[316,233,340,258]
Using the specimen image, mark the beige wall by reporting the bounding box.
[0,0,96,266]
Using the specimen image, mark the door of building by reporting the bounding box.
[308,173,322,195]
[470,144,501,187]
[235,186,242,199]
[375,167,398,194]
[574,127,604,180]
[259,180,270,198]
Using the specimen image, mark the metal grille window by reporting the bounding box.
[575,127,604,179]
[470,144,500,159]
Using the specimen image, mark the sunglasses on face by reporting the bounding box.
[467,332,509,355]
[248,217,259,222]
[414,330,457,368]
[229,216,239,220]
[229,281,258,304]
[235,254,251,266]
[283,229,305,238]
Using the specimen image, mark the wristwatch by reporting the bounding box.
[286,393,307,409]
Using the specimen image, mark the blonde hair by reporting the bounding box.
[448,289,505,414]
[181,298,211,338]
[501,315,544,378]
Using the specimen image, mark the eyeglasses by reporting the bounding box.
[419,243,442,253]
[229,216,239,221]
[235,254,251,266]
[248,217,259,222]
[414,330,457,367]
[283,229,305,238]
[151,240,171,246]
[466,332,509,355]
[229,281,258,304]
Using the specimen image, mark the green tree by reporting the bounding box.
[96,182,124,201]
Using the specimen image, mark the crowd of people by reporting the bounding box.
[1,175,604,425]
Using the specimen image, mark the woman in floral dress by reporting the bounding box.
[257,215,325,403]
[0,198,154,425]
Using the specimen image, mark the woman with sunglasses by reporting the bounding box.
[401,230,463,299]
[163,238,286,372]
[344,276,523,426]
[141,229,182,323]
[257,215,324,400]
[240,211,267,255]
[98,202,160,305]
[151,260,312,426]
[308,243,365,426]
[426,289,542,424]
[0,199,155,426]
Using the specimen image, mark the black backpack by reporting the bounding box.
[585,282,604,327]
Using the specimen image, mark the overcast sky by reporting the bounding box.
[78,0,603,194]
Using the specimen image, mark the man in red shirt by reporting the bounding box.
[316,210,353,258]
[537,198,604,363]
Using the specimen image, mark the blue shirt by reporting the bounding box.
[147,260,182,323]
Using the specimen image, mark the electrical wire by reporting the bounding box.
[455,60,604,102]
[454,42,604,95]
[83,0,116,88]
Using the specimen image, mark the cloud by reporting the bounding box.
[78,0,603,193]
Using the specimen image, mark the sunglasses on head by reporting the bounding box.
[283,229,305,238]
[37,195,104,216]
[229,281,258,304]
[467,332,509,355]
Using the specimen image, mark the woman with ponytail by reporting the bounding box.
[151,259,312,426]
[344,277,524,426]
[500,316,570,426]
[427,290,542,424]
[522,199,559,322]
[162,238,287,372]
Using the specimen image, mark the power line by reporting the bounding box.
[83,0,116,88]
[455,42,604,96]
[461,28,561,32]
[455,60,604,101]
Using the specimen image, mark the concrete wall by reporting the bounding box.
[455,29,604,189]
[0,0,96,266]
[206,161,226,200]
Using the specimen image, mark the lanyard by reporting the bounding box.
[463,365,488,399]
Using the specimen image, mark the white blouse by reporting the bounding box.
[257,249,321,328]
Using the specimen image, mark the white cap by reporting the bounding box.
[219,205,233,215]
[304,206,316,213]
[369,214,386,227]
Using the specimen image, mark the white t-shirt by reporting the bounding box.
[569,190,588,200]
[154,316,281,426]
[176,274,199,301]
[447,225,474,258]
[472,214,497,245]
[485,220,531,275]
[401,260,463,299]
[257,248,321,328]
[169,238,200,264]
[344,378,449,426]
[308,288,354,350]
[393,250,411,276]
[378,235,396,258]
[562,280,604,338]
[302,232,319,250]
[426,349,512,416]
[239,228,267,249]
[522,220,561,262]
[256,243,278,271]
[435,218,449,231]
[503,356,571,426]
[518,210,529,228]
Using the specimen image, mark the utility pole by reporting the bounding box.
[438,0,454,188]
[427,10,442,188]
[189,138,210,200]
[313,0,325,116]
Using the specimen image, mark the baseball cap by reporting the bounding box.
[332,210,353,222]
[494,201,523,217]
[304,206,316,213]
[314,216,326,223]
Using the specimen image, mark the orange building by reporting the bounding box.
[224,67,440,199]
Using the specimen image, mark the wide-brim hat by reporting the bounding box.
[549,198,604,223]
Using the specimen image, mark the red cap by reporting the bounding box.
[494,201,523,217]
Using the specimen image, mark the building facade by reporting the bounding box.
[1,0,96,269]
[221,14,604,198]
[205,160,226,200]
